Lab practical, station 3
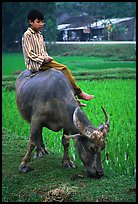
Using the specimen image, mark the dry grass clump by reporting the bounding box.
[44,185,77,202]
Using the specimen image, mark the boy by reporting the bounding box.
[22,10,94,105]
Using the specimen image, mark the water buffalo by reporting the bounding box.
[15,68,110,178]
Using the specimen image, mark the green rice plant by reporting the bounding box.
[76,79,136,176]
[2,89,30,139]
[2,81,16,91]
[2,53,25,76]
[55,56,136,72]
[2,53,136,76]
[2,79,136,176]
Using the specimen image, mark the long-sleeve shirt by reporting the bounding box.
[22,27,48,72]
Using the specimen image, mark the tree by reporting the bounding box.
[55,2,136,18]
[2,2,57,52]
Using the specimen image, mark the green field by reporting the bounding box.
[2,45,136,202]
[2,79,136,176]
[2,54,136,76]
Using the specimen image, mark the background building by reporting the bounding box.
[57,16,136,41]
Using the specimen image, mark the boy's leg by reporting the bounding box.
[40,60,94,100]
[41,60,82,95]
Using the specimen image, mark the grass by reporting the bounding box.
[2,128,136,202]
[2,43,136,75]
[2,78,136,201]
[46,43,136,60]
[2,78,136,177]
[55,56,136,72]
[2,53,25,75]
[2,44,136,202]
[2,54,136,77]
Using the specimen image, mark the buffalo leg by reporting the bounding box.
[62,133,75,168]
[34,133,50,158]
[19,118,42,173]
[19,140,35,173]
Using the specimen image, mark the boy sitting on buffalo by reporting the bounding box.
[22,10,94,106]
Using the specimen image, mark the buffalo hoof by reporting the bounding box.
[34,148,50,159]
[62,160,76,168]
[42,148,50,155]
[19,164,32,173]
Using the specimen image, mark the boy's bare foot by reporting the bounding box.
[79,102,87,107]
[76,98,87,107]
[78,92,94,101]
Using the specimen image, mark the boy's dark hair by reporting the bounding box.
[27,10,44,22]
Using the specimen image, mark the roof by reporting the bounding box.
[57,14,94,30]
[57,17,135,31]
[90,17,135,29]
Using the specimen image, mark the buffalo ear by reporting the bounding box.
[72,134,81,141]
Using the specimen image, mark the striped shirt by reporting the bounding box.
[22,27,48,72]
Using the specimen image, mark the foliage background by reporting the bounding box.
[2,2,136,51]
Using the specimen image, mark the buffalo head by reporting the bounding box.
[72,106,110,178]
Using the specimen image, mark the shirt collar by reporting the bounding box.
[28,27,41,35]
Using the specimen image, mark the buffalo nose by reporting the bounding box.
[96,170,104,178]
[88,170,104,178]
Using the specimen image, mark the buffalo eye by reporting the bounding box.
[89,145,94,151]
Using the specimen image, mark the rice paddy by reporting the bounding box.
[2,71,136,176]
[2,46,136,201]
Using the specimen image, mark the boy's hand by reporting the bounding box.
[44,56,53,64]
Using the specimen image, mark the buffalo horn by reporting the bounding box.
[101,106,110,127]
[73,107,92,139]
[98,106,110,136]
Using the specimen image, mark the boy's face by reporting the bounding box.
[29,18,44,32]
